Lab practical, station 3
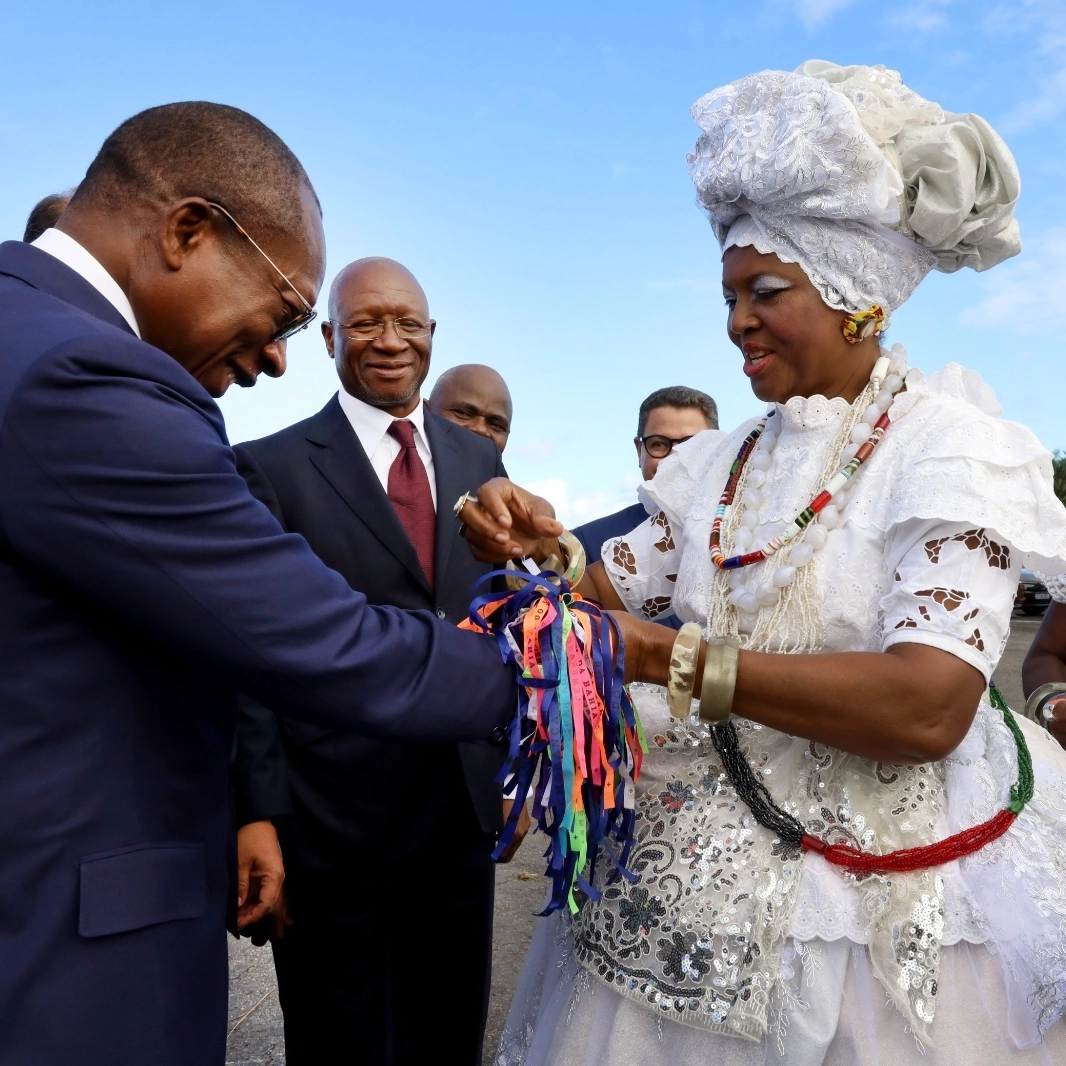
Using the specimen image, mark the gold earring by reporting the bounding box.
[841,304,888,345]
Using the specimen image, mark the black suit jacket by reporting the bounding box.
[235,396,508,869]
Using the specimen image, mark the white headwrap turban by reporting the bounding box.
[688,61,1022,314]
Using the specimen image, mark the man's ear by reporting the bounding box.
[159,199,216,271]
[634,436,643,465]
[321,319,335,358]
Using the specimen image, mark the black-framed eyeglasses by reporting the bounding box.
[207,202,317,343]
[331,317,432,340]
[639,433,695,458]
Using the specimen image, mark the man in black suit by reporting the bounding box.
[236,258,521,1064]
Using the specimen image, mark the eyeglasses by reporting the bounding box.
[332,318,432,340]
[639,433,695,458]
[207,202,317,343]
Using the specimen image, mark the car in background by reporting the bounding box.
[1016,568,1051,615]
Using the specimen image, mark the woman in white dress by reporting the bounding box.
[470,62,1066,1065]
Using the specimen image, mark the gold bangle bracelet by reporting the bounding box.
[667,622,702,718]
[504,530,587,591]
[698,638,739,725]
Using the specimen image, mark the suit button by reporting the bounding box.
[435,608,446,619]
[489,725,507,744]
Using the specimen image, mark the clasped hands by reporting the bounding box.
[456,477,669,686]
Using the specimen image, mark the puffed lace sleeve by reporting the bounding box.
[880,518,1017,679]
[601,430,726,621]
[857,363,1066,677]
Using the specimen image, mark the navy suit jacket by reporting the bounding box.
[572,501,649,564]
[234,398,508,867]
[0,241,513,1065]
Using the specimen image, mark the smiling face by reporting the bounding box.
[130,186,325,398]
[721,244,878,405]
[323,259,435,417]
[429,364,513,452]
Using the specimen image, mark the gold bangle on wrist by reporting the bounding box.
[698,638,740,725]
[667,622,702,718]
[504,530,587,591]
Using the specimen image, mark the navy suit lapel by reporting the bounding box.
[305,396,432,594]
[424,411,468,586]
[0,241,135,335]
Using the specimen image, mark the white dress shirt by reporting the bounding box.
[336,391,437,510]
[31,228,141,337]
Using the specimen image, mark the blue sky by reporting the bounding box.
[2,0,1063,524]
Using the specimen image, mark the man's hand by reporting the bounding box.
[236,820,290,944]
[497,797,532,863]
[457,478,563,563]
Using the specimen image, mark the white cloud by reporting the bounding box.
[999,63,1066,133]
[793,0,858,29]
[958,226,1066,334]
[524,476,637,529]
[890,4,950,32]
[984,0,1066,133]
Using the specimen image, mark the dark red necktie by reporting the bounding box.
[387,420,435,587]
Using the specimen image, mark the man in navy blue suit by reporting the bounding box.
[0,102,558,1066]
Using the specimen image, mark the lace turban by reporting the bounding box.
[687,61,1022,314]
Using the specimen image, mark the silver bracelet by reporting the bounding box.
[1025,682,1066,723]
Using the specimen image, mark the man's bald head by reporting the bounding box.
[24,190,74,243]
[327,257,428,323]
[428,364,513,452]
[322,257,436,418]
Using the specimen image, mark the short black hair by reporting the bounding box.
[637,386,719,436]
[23,191,73,242]
[70,101,318,244]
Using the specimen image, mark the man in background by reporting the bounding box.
[428,362,513,453]
[22,189,74,242]
[236,258,520,1065]
[574,385,718,565]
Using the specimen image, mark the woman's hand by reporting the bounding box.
[457,477,564,563]
[608,610,678,685]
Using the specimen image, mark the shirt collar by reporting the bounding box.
[31,228,141,337]
[337,389,429,455]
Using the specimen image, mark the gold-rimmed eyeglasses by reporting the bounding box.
[331,317,432,340]
[207,201,317,343]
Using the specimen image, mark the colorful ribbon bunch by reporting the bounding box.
[461,571,646,914]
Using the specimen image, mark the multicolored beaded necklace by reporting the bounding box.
[709,361,895,572]
[703,347,1034,875]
